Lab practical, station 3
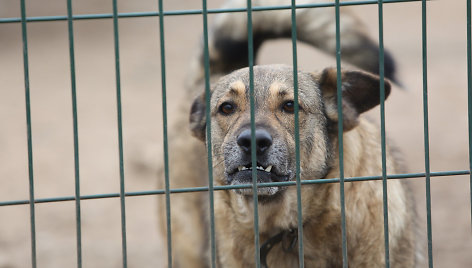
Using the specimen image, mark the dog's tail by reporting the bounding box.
[188,0,397,88]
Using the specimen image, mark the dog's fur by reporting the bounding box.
[157,1,417,267]
[188,65,417,267]
[187,0,398,88]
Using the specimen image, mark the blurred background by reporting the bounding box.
[0,0,471,267]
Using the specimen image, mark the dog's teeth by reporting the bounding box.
[239,165,272,172]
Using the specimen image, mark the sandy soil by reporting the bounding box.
[0,0,471,267]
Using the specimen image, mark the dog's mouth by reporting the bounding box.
[226,162,290,197]
[237,164,274,173]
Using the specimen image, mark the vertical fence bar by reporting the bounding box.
[66,0,83,267]
[19,1,37,267]
[421,0,433,267]
[467,0,472,231]
[201,0,217,267]
[111,0,128,266]
[334,1,349,267]
[246,1,261,267]
[289,1,305,267]
[157,0,172,267]
[377,0,390,267]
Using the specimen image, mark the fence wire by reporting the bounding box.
[19,0,37,267]
[201,0,217,267]
[1,0,471,267]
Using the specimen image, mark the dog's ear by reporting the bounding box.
[317,67,391,131]
[189,93,207,141]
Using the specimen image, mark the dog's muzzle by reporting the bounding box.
[225,128,291,196]
[227,164,290,196]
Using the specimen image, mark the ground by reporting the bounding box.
[0,0,471,267]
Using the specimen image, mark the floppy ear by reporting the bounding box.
[189,93,207,141]
[317,67,391,131]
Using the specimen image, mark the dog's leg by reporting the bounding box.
[157,110,211,268]
[188,0,396,86]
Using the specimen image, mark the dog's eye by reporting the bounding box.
[282,100,295,113]
[219,102,236,115]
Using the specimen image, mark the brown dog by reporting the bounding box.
[157,1,418,267]
[186,65,417,267]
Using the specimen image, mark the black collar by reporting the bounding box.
[260,228,298,268]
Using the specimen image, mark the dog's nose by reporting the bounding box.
[237,129,273,155]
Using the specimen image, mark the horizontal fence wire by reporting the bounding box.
[0,170,469,207]
[19,0,37,267]
[0,0,424,24]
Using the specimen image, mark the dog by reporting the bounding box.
[187,65,417,267]
[157,0,418,267]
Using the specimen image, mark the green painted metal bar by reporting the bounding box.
[201,0,217,267]
[334,1,348,267]
[0,170,469,207]
[289,0,304,266]
[246,0,261,266]
[111,0,128,266]
[66,0,82,267]
[377,0,391,267]
[0,0,424,24]
[422,0,433,267]
[468,0,472,232]
[19,0,37,267]
[157,0,172,267]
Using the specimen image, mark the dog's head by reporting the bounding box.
[190,65,390,200]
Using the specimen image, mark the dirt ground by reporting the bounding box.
[0,0,471,267]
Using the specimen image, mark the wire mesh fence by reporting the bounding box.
[0,0,471,267]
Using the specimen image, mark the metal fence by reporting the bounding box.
[0,0,471,267]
